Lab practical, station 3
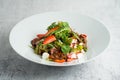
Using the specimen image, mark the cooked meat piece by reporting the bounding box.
[31,38,40,48]
[49,52,67,61]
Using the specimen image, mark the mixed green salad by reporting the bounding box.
[31,21,87,63]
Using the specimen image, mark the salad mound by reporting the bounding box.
[31,21,87,63]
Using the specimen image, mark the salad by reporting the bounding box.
[31,21,87,63]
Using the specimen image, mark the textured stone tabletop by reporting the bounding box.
[0,0,120,80]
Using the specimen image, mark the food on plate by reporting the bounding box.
[31,21,87,63]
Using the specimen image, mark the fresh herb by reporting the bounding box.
[61,44,71,54]
[47,22,57,30]
[47,21,71,37]
[55,30,72,45]
[58,21,69,28]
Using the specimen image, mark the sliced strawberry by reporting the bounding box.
[43,35,56,45]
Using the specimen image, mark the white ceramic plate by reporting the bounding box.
[9,12,110,66]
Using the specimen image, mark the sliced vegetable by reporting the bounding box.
[43,35,56,45]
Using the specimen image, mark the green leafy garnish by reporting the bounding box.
[46,22,71,37]
[55,31,71,44]
[47,22,57,30]
[61,44,71,54]
[58,21,69,28]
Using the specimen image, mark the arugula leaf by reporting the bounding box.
[47,22,57,30]
[55,30,72,45]
[53,40,71,54]
[58,21,69,28]
[62,22,69,27]
[47,21,71,37]
[55,22,71,33]
[55,26,71,34]
[61,44,71,54]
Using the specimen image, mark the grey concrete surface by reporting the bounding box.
[0,0,120,80]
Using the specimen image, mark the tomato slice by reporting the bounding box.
[43,35,56,45]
